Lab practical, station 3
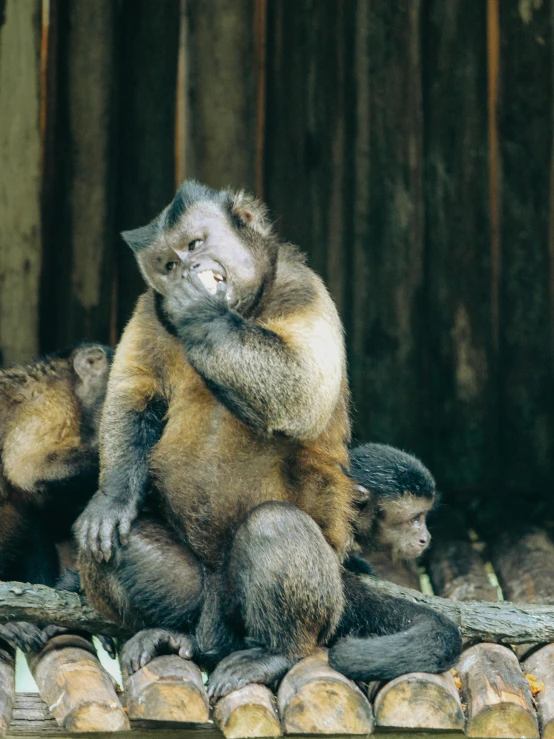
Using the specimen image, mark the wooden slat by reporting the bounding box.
[29,641,128,732]
[264,0,350,315]
[214,685,281,739]
[0,653,15,737]
[422,0,495,491]
[40,0,117,350]
[371,672,464,731]
[0,0,42,365]
[124,656,209,724]
[277,648,373,735]
[524,644,554,739]
[497,0,554,493]
[180,0,259,193]
[458,643,539,738]
[114,0,180,334]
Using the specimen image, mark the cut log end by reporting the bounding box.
[372,671,464,731]
[524,644,554,739]
[277,648,373,735]
[214,685,281,738]
[124,655,209,723]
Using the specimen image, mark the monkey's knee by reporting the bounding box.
[79,517,204,631]
[230,502,344,657]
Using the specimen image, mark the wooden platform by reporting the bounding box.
[3,518,554,738]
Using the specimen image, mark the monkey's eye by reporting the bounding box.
[188,239,204,251]
[165,261,178,272]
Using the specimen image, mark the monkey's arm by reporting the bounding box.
[75,346,165,562]
[167,281,344,440]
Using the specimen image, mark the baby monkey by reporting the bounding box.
[345,443,436,575]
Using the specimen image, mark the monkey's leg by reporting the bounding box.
[208,502,344,699]
[78,516,204,673]
[327,571,462,682]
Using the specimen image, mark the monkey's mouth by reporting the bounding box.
[196,269,226,295]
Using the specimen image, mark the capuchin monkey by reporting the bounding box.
[0,344,112,653]
[345,443,436,575]
[74,181,461,697]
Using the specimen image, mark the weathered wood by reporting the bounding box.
[458,643,539,738]
[115,0,180,334]
[41,0,116,350]
[361,551,421,591]
[0,0,42,365]
[181,0,258,192]
[7,578,554,644]
[0,653,15,738]
[265,0,350,314]
[428,538,498,602]
[497,0,554,492]
[371,672,464,731]
[214,685,281,738]
[29,640,128,731]
[524,644,554,739]
[347,0,426,450]
[124,656,209,723]
[422,0,494,490]
[277,648,373,735]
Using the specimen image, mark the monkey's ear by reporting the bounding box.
[121,222,158,252]
[73,345,109,381]
[353,484,372,508]
[229,191,273,238]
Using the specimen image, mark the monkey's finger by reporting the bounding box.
[140,650,154,668]
[97,635,117,659]
[118,516,132,546]
[98,519,115,562]
[178,645,194,660]
[76,519,89,552]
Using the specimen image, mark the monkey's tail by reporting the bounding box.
[56,568,82,593]
[328,617,461,682]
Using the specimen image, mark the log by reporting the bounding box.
[429,538,498,602]
[124,656,209,723]
[6,579,554,644]
[28,637,128,732]
[214,685,281,739]
[276,648,373,735]
[524,644,554,739]
[458,643,539,738]
[371,672,464,731]
[0,0,42,365]
[0,652,15,737]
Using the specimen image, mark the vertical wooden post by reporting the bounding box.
[41,0,117,351]
[0,650,15,737]
[0,0,42,365]
[422,0,495,491]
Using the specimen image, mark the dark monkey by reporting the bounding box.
[0,344,112,653]
[345,443,436,576]
[75,181,460,696]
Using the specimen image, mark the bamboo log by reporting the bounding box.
[214,685,281,738]
[124,656,209,723]
[0,652,15,738]
[371,672,464,731]
[28,637,128,732]
[458,643,539,738]
[524,644,554,739]
[6,579,554,644]
[277,648,373,735]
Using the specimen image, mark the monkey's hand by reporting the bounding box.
[121,629,196,675]
[164,271,228,326]
[0,622,47,653]
[74,491,139,563]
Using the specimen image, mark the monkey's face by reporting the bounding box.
[374,494,434,560]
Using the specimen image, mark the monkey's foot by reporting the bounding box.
[0,622,46,653]
[208,647,297,699]
[121,628,196,675]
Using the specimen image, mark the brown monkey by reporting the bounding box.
[345,443,436,575]
[75,181,460,697]
[0,344,112,652]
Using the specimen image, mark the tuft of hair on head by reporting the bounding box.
[349,443,436,500]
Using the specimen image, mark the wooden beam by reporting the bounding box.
[0,0,42,365]
[214,685,281,739]
[0,651,15,738]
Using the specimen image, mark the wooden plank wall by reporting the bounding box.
[1,0,553,501]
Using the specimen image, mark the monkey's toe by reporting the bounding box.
[121,628,196,675]
[0,622,47,653]
[207,648,296,700]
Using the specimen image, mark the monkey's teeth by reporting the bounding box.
[197,270,219,294]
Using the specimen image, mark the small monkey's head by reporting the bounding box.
[122,180,278,317]
[70,343,113,420]
[350,443,436,561]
